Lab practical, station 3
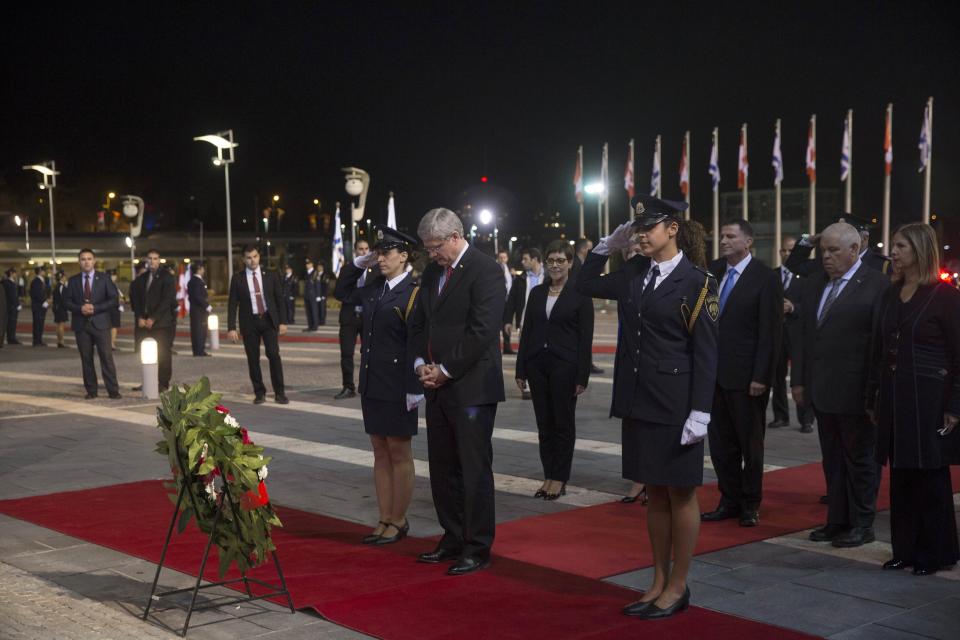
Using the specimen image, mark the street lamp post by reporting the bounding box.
[14,215,29,252]
[22,161,58,267]
[193,130,237,275]
[342,167,370,257]
[121,195,145,280]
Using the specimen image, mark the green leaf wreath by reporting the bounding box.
[154,377,282,577]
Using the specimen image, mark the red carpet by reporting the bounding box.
[495,462,960,579]
[0,480,816,640]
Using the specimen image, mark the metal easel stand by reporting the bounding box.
[142,452,294,637]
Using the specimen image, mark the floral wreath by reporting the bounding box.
[155,377,282,577]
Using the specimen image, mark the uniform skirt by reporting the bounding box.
[360,395,419,437]
[622,418,704,487]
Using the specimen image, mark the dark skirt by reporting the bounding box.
[53,308,69,323]
[622,418,704,487]
[360,395,418,437]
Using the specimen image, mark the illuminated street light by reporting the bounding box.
[479,209,493,225]
[121,195,145,279]
[584,182,606,195]
[14,214,29,251]
[22,161,58,266]
[194,130,237,271]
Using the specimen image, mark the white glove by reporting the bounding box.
[406,393,424,411]
[316,296,322,302]
[681,410,711,446]
[593,221,635,255]
[42,301,49,309]
[117,304,124,312]
[355,253,379,269]
[206,305,212,313]
[17,304,22,311]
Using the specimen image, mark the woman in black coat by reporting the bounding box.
[515,240,594,500]
[52,270,69,348]
[868,223,960,576]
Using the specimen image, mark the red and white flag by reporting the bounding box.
[573,146,584,204]
[737,127,749,189]
[679,136,689,196]
[805,118,816,183]
[624,139,635,199]
[884,107,893,176]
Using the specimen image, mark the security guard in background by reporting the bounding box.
[785,213,891,277]
[335,239,371,399]
[577,194,719,620]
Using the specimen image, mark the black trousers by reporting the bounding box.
[338,311,361,390]
[32,303,47,345]
[6,307,18,343]
[285,299,296,326]
[426,392,497,559]
[709,386,768,510]
[527,352,578,482]
[502,327,513,352]
[133,320,144,355]
[318,296,327,325]
[75,324,119,396]
[242,314,284,396]
[890,466,959,568]
[144,326,172,389]
[189,310,208,355]
[771,332,814,425]
[814,411,878,528]
[304,295,318,329]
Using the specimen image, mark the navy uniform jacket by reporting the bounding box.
[187,276,209,314]
[576,251,719,424]
[335,261,423,401]
[65,271,118,332]
[30,276,48,307]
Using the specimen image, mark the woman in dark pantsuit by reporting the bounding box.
[516,240,594,500]
[335,226,423,546]
[52,270,69,348]
[868,223,960,576]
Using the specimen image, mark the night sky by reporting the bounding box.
[3,2,958,246]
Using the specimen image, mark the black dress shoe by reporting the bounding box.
[637,586,690,620]
[362,521,389,545]
[534,488,547,498]
[800,423,814,433]
[590,364,605,375]
[253,394,266,405]
[882,558,912,570]
[809,524,846,542]
[622,599,656,616]
[701,505,741,522]
[275,393,290,404]
[739,510,760,527]
[418,547,461,564]
[374,520,409,545]
[334,387,356,400]
[832,527,875,548]
[818,495,830,505]
[447,556,490,576]
[767,418,789,428]
[84,392,98,400]
[912,564,938,576]
[108,392,122,400]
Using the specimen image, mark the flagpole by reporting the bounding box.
[601,143,609,239]
[809,114,817,236]
[655,135,662,198]
[922,96,933,224]
[603,144,610,238]
[577,145,585,238]
[741,123,749,220]
[684,130,691,220]
[774,118,782,266]
[882,103,892,255]
[712,127,720,260]
[627,138,635,217]
[845,109,853,212]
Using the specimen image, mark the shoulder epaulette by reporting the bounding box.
[692,265,716,279]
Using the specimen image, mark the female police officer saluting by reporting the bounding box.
[576,194,719,620]
[335,226,424,545]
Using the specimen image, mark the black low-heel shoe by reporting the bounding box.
[637,587,690,620]
[534,488,547,498]
[374,520,409,545]
[362,521,389,544]
[882,558,911,570]
[912,564,937,576]
[621,487,648,505]
[544,483,567,501]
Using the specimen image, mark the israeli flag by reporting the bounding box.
[841,117,852,181]
[709,139,720,191]
[918,104,932,173]
[772,129,783,185]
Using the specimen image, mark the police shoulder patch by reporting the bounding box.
[706,293,720,321]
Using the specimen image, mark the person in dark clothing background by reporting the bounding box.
[187,262,211,356]
[30,265,50,346]
[3,268,21,345]
[282,263,298,327]
[135,249,176,391]
[335,240,370,399]
[52,270,69,348]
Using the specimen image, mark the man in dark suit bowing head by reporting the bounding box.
[701,219,782,527]
[408,208,506,576]
[227,244,289,404]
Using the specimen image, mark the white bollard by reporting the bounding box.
[207,313,220,351]
[141,337,160,399]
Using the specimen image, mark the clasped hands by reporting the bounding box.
[417,364,450,389]
[81,303,95,316]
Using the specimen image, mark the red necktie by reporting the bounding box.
[252,272,266,314]
[84,274,92,300]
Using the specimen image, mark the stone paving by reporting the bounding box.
[0,310,958,639]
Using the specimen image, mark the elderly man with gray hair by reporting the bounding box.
[407,207,506,575]
[792,222,889,548]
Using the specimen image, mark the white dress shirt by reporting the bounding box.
[245,267,268,313]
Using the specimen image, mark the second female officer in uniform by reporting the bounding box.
[335,226,424,545]
[577,194,719,620]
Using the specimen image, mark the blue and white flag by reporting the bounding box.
[332,204,344,275]
[772,125,783,185]
[841,115,852,181]
[918,103,932,173]
[709,135,720,191]
[650,144,661,196]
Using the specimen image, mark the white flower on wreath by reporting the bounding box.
[223,414,240,428]
[204,479,218,501]
[257,455,268,482]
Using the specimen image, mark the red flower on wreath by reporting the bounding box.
[240,427,253,445]
[240,481,270,510]
[215,404,230,414]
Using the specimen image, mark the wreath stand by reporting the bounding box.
[142,445,295,637]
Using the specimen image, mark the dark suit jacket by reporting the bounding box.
[282,273,299,302]
[2,279,17,312]
[407,245,506,406]
[65,270,117,332]
[0,278,6,337]
[338,269,368,323]
[187,276,209,314]
[30,276,48,306]
[335,262,423,401]
[129,276,144,320]
[516,280,595,387]
[135,270,176,328]
[710,257,782,390]
[227,268,287,332]
[503,272,544,326]
[576,251,719,423]
[794,262,889,415]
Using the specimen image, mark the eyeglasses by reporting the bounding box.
[423,236,452,254]
[545,258,568,266]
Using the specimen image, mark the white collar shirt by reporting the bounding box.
[245,267,268,313]
[641,250,685,290]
